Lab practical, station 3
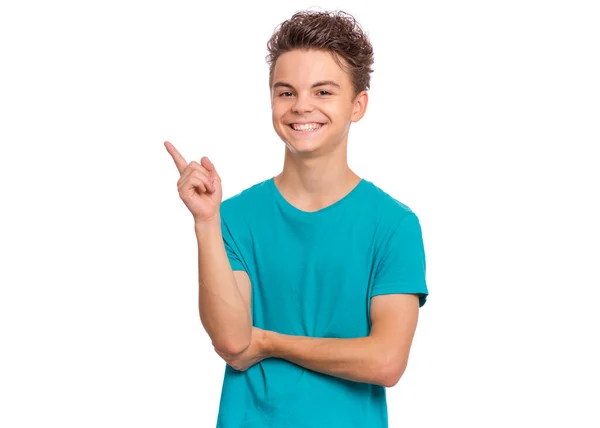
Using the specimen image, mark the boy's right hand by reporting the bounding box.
[164,141,223,224]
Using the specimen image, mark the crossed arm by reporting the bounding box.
[215,293,420,388]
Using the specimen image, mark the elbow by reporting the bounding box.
[381,369,403,388]
[212,334,251,356]
[379,355,408,388]
[202,315,252,356]
[212,330,251,356]
[221,338,251,356]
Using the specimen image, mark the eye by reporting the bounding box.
[279,91,294,97]
[317,90,331,96]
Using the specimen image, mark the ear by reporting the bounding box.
[351,90,369,122]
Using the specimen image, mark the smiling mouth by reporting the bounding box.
[288,123,325,132]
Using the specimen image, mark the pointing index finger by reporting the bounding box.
[164,141,187,175]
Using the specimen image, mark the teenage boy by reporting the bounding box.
[165,10,428,428]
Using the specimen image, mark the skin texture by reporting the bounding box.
[214,49,421,387]
[164,143,253,355]
[215,295,419,388]
[270,49,368,212]
[164,143,221,224]
[270,49,366,158]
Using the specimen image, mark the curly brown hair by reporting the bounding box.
[266,10,374,98]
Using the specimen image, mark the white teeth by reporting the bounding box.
[291,123,323,131]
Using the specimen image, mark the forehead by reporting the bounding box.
[272,49,351,88]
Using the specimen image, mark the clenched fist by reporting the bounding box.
[164,141,222,224]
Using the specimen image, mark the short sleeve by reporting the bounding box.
[221,215,247,272]
[371,212,429,307]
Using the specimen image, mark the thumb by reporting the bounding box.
[201,156,220,180]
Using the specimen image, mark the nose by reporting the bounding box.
[291,92,314,114]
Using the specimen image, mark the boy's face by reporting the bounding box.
[270,49,367,157]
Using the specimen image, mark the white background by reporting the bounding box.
[1,0,599,426]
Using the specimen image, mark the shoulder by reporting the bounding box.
[220,177,273,222]
[360,179,419,227]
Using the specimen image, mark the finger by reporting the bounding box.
[180,162,214,188]
[164,141,188,176]
[187,161,211,177]
[179,172,212,194]
[179,170,215,194]
[184,174,208,195]
[201,156,220,179]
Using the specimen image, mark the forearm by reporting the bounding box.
[264,332,391,387]
[195,217,251,354]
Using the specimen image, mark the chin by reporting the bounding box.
[287,142,322,155]
[287,138,344,157]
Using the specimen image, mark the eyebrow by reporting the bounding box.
[272,80,341,90]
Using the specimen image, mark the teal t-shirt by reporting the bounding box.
[216,177,428,428]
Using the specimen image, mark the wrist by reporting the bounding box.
[262,330,277,358]
[194,215,221,235]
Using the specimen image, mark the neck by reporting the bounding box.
[274,142,361,212]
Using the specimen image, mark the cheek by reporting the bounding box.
[321,101,348,120]
[271,104,286,122]
[270,109,280,126]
